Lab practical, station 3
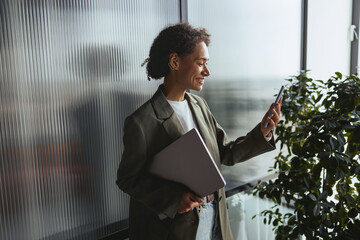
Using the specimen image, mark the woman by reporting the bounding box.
[116,23,282,240]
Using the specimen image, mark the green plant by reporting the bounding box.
[254,71,360,240]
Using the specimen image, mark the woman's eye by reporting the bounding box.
[197,62,208,67]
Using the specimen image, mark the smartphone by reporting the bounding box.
[264,85,285,128]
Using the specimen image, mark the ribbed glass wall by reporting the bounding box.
[0,0,180,239]
[188,0,301,188]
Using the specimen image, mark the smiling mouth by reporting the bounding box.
[197,78,204,84]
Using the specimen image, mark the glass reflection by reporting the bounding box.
[0,0,179,239]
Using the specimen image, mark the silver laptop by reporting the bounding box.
[148,128,226,198]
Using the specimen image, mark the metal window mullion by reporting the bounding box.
[180,0,188,22]
[301,0,308,72]
[350,0,360,74]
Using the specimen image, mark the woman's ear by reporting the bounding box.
[168,53,179,70]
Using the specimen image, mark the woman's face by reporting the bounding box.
[177,41,210,92]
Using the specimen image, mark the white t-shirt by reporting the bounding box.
[167,99,197,132]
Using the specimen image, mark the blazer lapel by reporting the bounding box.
[162,113,186,142]
[151,85,185,142]
[186,94,216,158]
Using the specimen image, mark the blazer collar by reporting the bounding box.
[151,84,208,146]
[186,93,213,151]
[151,85,185,141]
[151,84,174,120]
[151,84,198,120]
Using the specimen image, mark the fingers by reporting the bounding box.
[261,98,283,137]
[178,201,201,214]
[267,97,282,126]
[177,192,203,214]
[270,108,280,124]
[261,105,275,127]
[266,116,276,129]
[266,109,280,129]
[189,192,203,203]
[178,209,188,214]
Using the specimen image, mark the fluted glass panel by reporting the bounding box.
[0,0,180,239]
[188,0,301,188]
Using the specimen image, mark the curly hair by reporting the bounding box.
[142,23,210,80]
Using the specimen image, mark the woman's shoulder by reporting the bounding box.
[126,99,154,122]
[125,88,167,123]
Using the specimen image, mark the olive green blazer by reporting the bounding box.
[116,85,275,240]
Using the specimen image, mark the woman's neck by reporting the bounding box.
[163,78,186,101]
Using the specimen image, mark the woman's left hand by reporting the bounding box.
[261,96,282,138]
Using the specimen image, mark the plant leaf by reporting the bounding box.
[318,151,330,159]
[313,204,320,216]
[330,137,337,151]
[320,191,328,200]
[337,132,345,146]
[335,72,342,79]
[309,194,317,201]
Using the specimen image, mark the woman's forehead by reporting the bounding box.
[191,42,210,60]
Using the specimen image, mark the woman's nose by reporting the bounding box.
[203,65,210,77]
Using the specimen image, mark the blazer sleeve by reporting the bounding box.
[202,97,276,166]
[116,115,186,219]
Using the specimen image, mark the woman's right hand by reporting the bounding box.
[177,192,204,214]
